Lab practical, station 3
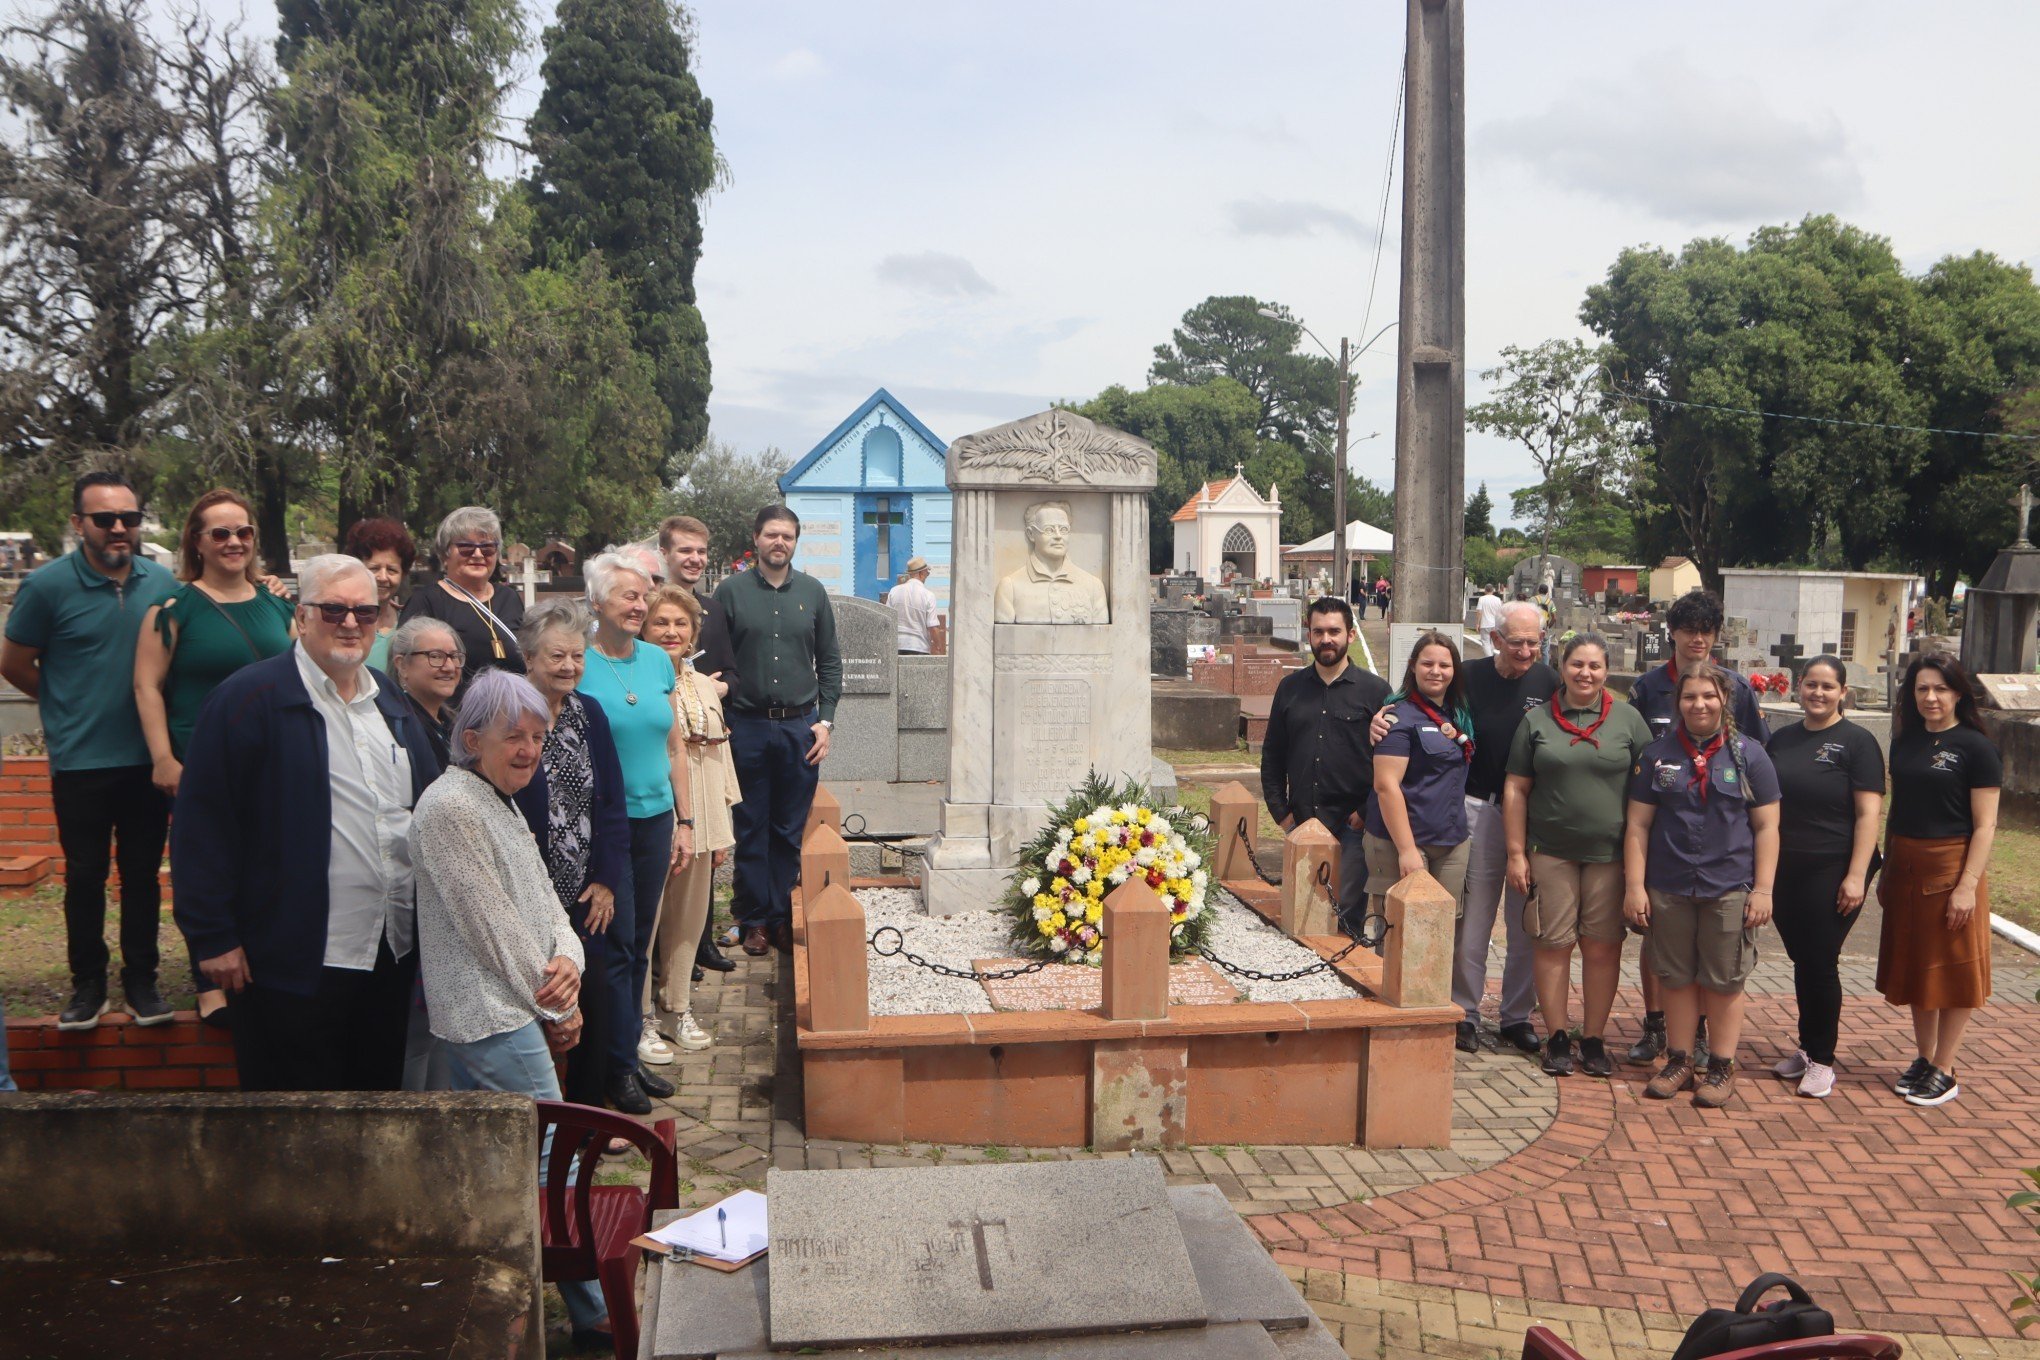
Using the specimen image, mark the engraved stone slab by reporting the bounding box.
[898,653,951,729]
[831,594,897,696]
[765,1159,1205,1349]
[1977,673,2040,711]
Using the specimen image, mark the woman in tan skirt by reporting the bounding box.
[643,586,742,1053]
[1878,653,2000,1108]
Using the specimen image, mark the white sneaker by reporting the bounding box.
[1773,1048,1809,1079]
[638,1016,677,1065]
[1796,1061,1835,1099]
[676,1012,713,1051]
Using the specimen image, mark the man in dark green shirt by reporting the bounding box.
[713,505,842,954]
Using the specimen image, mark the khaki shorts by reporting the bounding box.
[1523,854,1624,948]
[1645,888,1757,992]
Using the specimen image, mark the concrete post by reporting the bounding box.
[1379,869,1455,1008]
[805,785,842,840]
[1279,820,1341,938]
[804,883,870,1033]
[1390,0,1467,625]
[1100,880,1171,1022]
[800,823,851,899]
[1209,781,1258,883]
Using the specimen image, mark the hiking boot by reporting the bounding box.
[124,979,172,1027]
[1454,1020,1479,1054]
[1497,1022,1542,1055]
[1893,1055,1933,1096]
[1541,1031,1574,1077]
[1693,1056,1737,1108]
[1773,1048,1809,1080]
[1643,1049,1695,1100]
[57,980,109,1031]
[1624,1014,1666,1066]
[1692,1017,1711,1071]
[1577,1036,1614,1078]
[1796,1061,1835,1100]
[1904,1066,1960,1107]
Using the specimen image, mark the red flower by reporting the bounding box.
[1146,869,1164,889]
[1140,831,1154,847]
[1058,860,1075,877]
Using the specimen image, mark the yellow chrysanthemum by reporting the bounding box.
[1085,902,1103,924]
[1050,911,1066,929]
[1074,818,1089,833]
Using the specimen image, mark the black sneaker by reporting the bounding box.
[1454,1020,1479,1054]
[1624,1015,1666,1066]
[1497,1022,1542,1056]
[1904,1066,1959,1107]
[1577,1036,1614,1078]
[1893,1055,1933,1096]
[635,1064,675,1100]
[57,980,109,1031]
[124,980,173,1027]
[1541,1031,1574,1077]
[608,1070,653,1116]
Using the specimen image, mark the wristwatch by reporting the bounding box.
[676,817,695,828]
[817,719,834,730]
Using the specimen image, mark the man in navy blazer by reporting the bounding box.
[173,555,443,1091]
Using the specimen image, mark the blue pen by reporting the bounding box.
[717,1207,727,1250]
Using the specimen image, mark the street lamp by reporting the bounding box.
[1257,309,1398,602]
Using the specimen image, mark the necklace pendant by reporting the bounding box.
[626,692,638,706]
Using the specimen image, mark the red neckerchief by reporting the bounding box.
[1676,726,1725,801]
[1663,656,1680,686]
[1551,690,1613,747]
[1409,694,1474,764]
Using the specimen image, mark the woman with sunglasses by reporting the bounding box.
[398,505,525,693]
[133,489,296,1024]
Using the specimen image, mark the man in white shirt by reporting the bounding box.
[173,556,443,1091]
[892,556,940,654]
[1476,585,1506,638]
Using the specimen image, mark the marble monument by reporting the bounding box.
[921,408,1157,915]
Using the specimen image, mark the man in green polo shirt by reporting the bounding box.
[1,471,177,1029]
[713,504,842,956]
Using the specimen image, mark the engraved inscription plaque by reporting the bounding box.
[1017,679,1089,799]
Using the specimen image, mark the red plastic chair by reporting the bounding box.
[536,1101,679,1360]
[1523,1325,1901,1360]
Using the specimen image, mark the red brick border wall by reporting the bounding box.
[4,1012,239,1091]
[0,756,61,884]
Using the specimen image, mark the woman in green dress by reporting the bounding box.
[134,489,296,1024]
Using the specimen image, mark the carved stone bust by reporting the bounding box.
[993,500,1108,625]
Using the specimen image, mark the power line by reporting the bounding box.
[1605,378,2040,443]
[1357,61,1404,352]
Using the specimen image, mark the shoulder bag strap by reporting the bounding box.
[440,578,516,659]
[188,585,267,663]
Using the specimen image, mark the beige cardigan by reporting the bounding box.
[675,666,741,853]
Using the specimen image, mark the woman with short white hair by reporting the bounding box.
[576,551,692,1115]
[388,617,464,773]
[398,505,524,692]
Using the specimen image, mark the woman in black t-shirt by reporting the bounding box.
[1764,656,1884,1099]
[1876,653,2001,1108]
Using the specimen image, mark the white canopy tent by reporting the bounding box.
[1280,519,1395,561]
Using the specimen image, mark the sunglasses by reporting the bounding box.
[83,511,144,530]
[204,525,256,544]
[451,541,498,558]
[306,602,381,626]
[405,648,462,669]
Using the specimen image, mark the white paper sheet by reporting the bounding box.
[645,1189,768,1262]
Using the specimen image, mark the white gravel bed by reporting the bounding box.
[857,886,1358,1016]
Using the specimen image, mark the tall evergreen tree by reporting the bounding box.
[527,0,718,472]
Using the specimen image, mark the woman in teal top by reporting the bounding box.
[574,551,692,1113]
[134,489,295,1024]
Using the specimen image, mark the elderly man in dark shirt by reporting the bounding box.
[1260,598,1392,937]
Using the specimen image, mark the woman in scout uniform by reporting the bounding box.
[1502,632,1651,1078]
[1623,661,1781,1108]
[1364,631,1473,923]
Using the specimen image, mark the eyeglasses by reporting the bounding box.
[451,541,498,558]
[306,602,381,626]
[204,525,255,544]
[1501,637,1542,650]
[404,648,462,669]
[83,511,144,530]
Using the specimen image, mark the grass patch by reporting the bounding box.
[1989,797,2040,935]
[1,882,202,1017]
[1154,742,1252,769]
[1173,783,1284,844]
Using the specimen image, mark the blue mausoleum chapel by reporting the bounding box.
[777,388,951,606]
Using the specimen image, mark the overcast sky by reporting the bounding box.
[194,1,2040,523]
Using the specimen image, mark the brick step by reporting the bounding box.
[0,854,51,888]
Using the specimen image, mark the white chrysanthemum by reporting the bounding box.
[1070,865,1092,885]
[1091,806,1113,825]
[1102,865,1126,885]
[1182,850,1201,870]
[1191,814,1209,830]
[1085,949,1102,965]
[1133,846,1157,867]
[1049,935,1069,953]
[1150,817,1172,837]
[1171,923,1186,938]
[1191,869,1208,888]
[1033,905,1052,922]
[1021,877,1040,897]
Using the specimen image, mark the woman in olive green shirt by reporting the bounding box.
[1502,632,1651,1077]
[134,489,295,1022]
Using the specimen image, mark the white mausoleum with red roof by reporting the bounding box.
[1168,467,1282,585]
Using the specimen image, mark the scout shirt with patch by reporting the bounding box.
[1627,729,1780,898]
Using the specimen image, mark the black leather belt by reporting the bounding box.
[743,704,816,721]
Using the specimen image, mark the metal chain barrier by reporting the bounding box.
[867,926,1054,982]
[1198,860,1394,981]
[1234,817,1282,887]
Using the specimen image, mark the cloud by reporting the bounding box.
[874,252,997,298]
[770,48,824,82]
[1482,58,1863,225]
[1224,199,1376,244]
[1174,110,1303,149]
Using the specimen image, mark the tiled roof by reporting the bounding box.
[1171,477,1237,523]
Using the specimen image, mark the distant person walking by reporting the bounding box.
[1766,656,1884,1099]
[891,556,940,655]
[1373,576,1391,622]
[0,471,177,1030]
[1877,653,1999,1108]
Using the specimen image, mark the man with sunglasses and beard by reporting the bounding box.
[171,556,442,1090]
[1,472,177,1030]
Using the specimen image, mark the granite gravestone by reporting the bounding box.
[1152,606,1193,678]
[921,409,1157,916]
[825,595,898,782]
[897,652,950,782]
[766,1159,1205,1350]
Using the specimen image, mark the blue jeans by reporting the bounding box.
[608,812,674,1073]
[728,712,821,929]
[444,1020,606,1333]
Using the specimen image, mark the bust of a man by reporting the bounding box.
[993,500,1108,624]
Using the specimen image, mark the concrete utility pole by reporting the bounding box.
[1333,334,1350,599]
[1390,0,1466,626]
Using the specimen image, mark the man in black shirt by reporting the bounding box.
[1260,598,1392,937]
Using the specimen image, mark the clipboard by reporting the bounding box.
[632,1234,765,1272]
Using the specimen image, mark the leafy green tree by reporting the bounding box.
[528,0,719,470]
[665,438,791,568]
[1149,296,1339,447]
[1464,481,1494,540]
